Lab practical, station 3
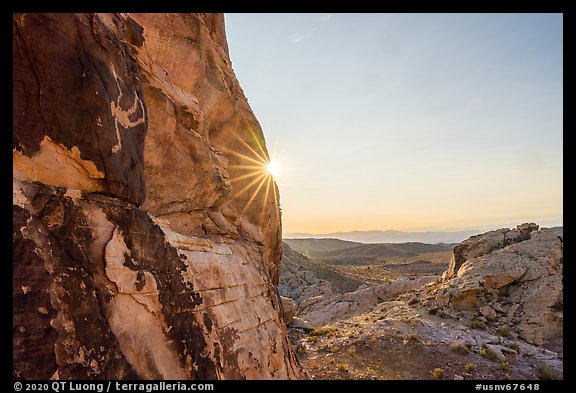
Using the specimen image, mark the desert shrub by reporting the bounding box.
[346,346,356,356]
[499,361,510,371]
[337,363,349,372]
[309,326,338,337]
[306,335,318,342]
[330,346,340,353]
[464,363,477,373]
[479,347,497,361]
[295,344,306,355]
[469,319,486,330]
[431,368,444,379]
[406,333,420,343]
[537,363,561,380]
[451,341,471,354]
[498,327,512,338]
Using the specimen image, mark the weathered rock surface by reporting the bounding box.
[300,276,435,327]
[280,296,297,324]
[13,13,304,380]
[279,243,334,305]
[434,224,563,349]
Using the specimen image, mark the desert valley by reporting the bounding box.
[13,12,562,383]
[279,223,563,380]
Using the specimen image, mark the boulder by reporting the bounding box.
[479,306,497,321]
[280,296,297,324]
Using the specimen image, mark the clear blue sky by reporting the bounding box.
[225,13,563,233]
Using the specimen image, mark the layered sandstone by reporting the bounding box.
[13,13,303,379]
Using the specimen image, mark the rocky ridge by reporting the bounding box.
[280,224,563,380]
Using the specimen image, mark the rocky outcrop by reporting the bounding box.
[279,243,334,304]
[280,242,435,327]
[433,224,563,349]
[299,277,435,327]
[13,13,304,380]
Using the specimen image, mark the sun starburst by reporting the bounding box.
[223,126,281,215]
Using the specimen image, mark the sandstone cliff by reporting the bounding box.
[13,13,304,380]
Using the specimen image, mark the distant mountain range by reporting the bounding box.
[284,238,454,264]
[284,229,482,244]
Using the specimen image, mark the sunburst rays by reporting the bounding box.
[223,126,280,216]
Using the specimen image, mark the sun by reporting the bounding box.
[266,162,280,178]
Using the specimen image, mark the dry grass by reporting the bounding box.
[464,363,477,373]
[497,327,512,338]
[480,347,498,361]
[337,363,349,372]
[431,368,444,379]
[537,363,561,380]
[296,344,306,354]
[405,333,420,343]
[451,341,471,354]
[469,319,486,330]
[309,326,338,337]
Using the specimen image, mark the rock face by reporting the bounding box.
[13,13,304,380]
[279,243,334,304]
[435,224,563,349]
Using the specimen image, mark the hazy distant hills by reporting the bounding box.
[315,242,454,259]
[284,238,455,265]
[284,229,481,244]
[283,238,362,254]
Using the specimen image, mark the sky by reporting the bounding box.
[225,13,563,234]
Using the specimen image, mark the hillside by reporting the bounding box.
[285,238,455,266]
[280,243,366,299]
[316,242,455,264]
[281,223,563,380]
[284,238,362,256]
